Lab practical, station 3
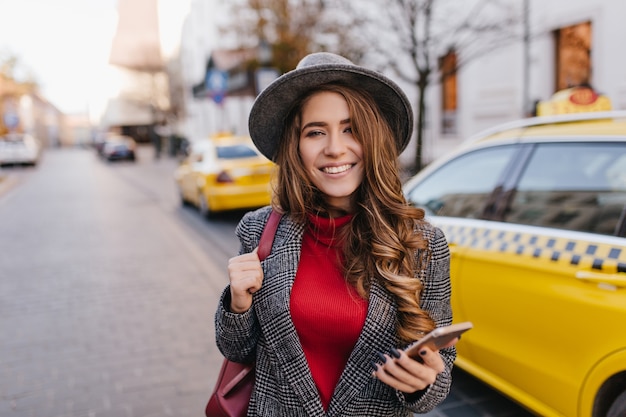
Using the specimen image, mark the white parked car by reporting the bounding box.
[0,133,42,166]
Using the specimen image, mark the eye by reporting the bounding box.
[304,129,324,138]
[343,126,353,134]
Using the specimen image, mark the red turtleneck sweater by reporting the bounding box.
[290,214,368,410]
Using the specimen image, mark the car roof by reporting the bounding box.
[191,135,259,153]
[403,110,626,191]
[465,110,626,146]
[210,134,256,146]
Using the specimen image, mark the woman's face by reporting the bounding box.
[298,91,364,214]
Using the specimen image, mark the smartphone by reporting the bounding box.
[404,321,473,358]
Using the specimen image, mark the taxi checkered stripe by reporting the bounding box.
[439,224,626,274]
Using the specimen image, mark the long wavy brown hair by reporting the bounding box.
[272,82,435,344]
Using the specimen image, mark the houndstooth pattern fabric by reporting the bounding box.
[215,206,455,416]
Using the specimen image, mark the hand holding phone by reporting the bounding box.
[404,321,473,359]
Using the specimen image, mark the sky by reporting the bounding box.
[0,0,188,118]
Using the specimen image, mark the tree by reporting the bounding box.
[0,51,38,87]
[217,0,367,74]
[0,52,38,135]
[346,0,522,173]
[217,0,521,173]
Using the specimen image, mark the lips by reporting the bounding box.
[321,164,353,174]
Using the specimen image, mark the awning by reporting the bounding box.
[100,98,153,127]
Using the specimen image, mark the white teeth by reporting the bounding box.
[322,164,352,174]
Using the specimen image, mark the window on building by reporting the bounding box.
[554,21,592,90]
[440,50,458,135]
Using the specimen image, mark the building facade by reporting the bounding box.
[174,0,626,168]
[1,74,67,147]
[421,0,626,165]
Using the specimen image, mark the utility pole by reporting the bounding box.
[523,0,531,117]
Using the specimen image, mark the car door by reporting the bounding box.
[456,141,626,416]
[179,151,207,205]
[403,143,522,347]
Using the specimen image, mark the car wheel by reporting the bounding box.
[608,390,626,417]
[198,192,213,218]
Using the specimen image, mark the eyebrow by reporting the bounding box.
[301,118,351,130]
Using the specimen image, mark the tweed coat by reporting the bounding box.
[215,206,455,417]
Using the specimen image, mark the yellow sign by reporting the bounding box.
[536,87,612,116]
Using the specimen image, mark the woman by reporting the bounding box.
[215,52,455,416]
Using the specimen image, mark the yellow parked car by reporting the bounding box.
[403,111,626,417]
[174,134,275,217]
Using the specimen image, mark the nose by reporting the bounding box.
[324,130,347,156]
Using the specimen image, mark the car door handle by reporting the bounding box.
[575,271,626,289]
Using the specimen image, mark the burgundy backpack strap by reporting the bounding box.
[257,210,282,261]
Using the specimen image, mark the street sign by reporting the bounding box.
[206,69,228,104]
[3,112,19,129]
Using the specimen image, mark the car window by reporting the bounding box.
[405,145,518,217]
[506,142,626,235]
[1,134,25,143]
[216,144,258,159]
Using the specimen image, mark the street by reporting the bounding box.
[0,146,534,417]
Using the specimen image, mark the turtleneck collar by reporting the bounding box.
[306,213,353,247]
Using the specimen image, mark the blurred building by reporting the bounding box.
[104,0,168,143]
[421,0,626,163]
[1,74,65,147]
[18,93,63,147]
[0,74,31,136]
[61,113,94,147]
[172,0,281,145]
[169,0,626,165]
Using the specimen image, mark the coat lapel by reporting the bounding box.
[326,281,398,417]
[254,219,326,416]
[252,215,399,417]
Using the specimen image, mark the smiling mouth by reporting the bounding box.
[321,164,353,174]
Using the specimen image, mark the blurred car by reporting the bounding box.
[92,132,108,155]
[403,110,626,417]
[0,133,42,166]
[100,135,136,161]
[174,134,275,217]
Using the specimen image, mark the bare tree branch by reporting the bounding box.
[344,0,522,172]
[217,0,367,74]
[217,0,523,172]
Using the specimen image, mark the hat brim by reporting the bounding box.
[248,63,414,161]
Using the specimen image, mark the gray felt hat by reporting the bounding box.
[248,52,414,161]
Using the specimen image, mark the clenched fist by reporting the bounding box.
[228,248,264,313]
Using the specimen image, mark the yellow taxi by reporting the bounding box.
[403,96,626,417]
[174,133,275,217]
